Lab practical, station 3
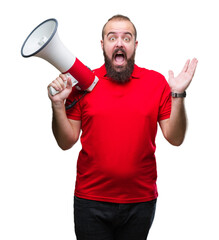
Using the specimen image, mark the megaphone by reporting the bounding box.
[21,18,98,95]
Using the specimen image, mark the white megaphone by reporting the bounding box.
[21,18,98,95]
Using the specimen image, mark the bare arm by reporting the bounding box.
[159,98,187,146]
[159,58,198,146]
[52,101,81,150]
[48,74,81,150]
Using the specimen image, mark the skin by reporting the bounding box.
[101,20,138,72]
[48,75,80,150]
[48,19,198,149]
[160,58,198,146]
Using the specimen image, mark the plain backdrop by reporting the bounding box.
[1,0,218,239]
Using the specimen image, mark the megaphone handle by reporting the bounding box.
[49,73,78,96]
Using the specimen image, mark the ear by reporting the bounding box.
[135,40,138,50]
[101,40,104,50]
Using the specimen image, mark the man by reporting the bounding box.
[48,15,198,240]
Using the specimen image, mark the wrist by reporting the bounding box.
[171,91,186,98]
[51,100,65,110]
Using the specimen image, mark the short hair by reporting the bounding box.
[102,14,137,40]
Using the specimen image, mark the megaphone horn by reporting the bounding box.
[21,18,98,95]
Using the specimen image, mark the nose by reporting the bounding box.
[116,37,124,48]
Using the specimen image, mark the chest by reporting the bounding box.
[81,78,162,121]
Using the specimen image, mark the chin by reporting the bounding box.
[114,65,126,72]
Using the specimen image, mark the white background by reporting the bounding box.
[1,0,218,239]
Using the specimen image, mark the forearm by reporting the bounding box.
[165,98,187,146]
[52,102,78,150]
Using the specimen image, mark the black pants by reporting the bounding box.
[74,196,157,240]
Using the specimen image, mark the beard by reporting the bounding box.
[103,48,135,84]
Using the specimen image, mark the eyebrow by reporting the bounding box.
[107,32,133,37]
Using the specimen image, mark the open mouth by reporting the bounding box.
[115,53,125,63]
[113,49,127,64]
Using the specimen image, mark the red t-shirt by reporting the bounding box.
[66,64,171,203]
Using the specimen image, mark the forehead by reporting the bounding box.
[104,20,135,36]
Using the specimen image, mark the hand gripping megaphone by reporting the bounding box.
[21,18,98,95]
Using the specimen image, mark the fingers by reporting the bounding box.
[181,59,190,73]
[182,58,198,75]
[48,74,68,93]
[187,58,198,77]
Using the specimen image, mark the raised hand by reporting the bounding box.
[168,58,198,93]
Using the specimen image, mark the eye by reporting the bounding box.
[109,36,116,41]
[124,37,130,42]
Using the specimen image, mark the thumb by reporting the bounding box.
[66,76,73,89]
[168,70,174,80]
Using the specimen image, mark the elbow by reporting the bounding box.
[59,145,72,151]
[166,135,185,146]
[56,136,79,151]
[169,139,184,147]
[58,141,75,151]
[162,124,187,147]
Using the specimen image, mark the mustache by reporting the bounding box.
[112,48,127,59]
[104,49,135,84]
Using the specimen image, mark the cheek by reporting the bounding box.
[126,45,136,58]
[103,45,113,58]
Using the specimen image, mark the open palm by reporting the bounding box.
[168,58,198,93]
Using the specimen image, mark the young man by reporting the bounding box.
[48,15,198,240]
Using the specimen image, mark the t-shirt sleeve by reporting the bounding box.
[158,81,172,121]
[65,88,82,121]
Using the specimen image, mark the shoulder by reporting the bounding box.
[141,66,165,79]
[92,65,106,77]
[135,65,167,86]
